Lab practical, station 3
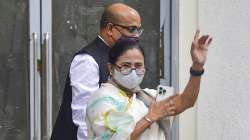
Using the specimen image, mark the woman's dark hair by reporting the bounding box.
[109,36,145,65]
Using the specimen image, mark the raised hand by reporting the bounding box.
[191,30,213,69]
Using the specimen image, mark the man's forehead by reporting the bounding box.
[111,7,140,25]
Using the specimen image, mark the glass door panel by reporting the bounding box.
[0,0,29,139]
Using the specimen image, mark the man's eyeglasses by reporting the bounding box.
[112,23,144,37]
[115,63,145,75]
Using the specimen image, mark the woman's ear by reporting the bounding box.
[107,63,114,75]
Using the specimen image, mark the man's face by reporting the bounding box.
[108,12,142,45]
[112,12,142,38]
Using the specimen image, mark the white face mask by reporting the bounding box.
[113,68,144,90]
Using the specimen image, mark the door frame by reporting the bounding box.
[29,0,41,139]
[29,0,52,139]
[160,0,179,139]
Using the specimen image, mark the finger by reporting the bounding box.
[202,35,209,45]
[198,35,209,46]
[208,37,213,45]
[169,99,174,106]
[165,101,175,109]
[167,95,178,105]
[168,106,177,114]
[164,102,171,109]
[204,36,213,50]
[168,110,176,116]
[165,107,175,116]
[194,29,200,41]
[192,30,200,46]
[206,37,213,46]
[168,106,176,111]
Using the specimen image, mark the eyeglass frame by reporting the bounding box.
[114,63,146,76]
[111,23,144,37]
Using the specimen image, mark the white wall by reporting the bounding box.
[178,0,250,140]
[178,0,198,140]
[197,0,250,140]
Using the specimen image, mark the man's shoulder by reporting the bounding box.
[76,38,99,54]
[69,38,99,63]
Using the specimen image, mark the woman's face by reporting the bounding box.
[110,48,145,91]
[115,48,145,74]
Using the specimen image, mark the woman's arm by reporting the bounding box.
[172,65,203,114]
[130,114,153,140]
[171,30,212,114]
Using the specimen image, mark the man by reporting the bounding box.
[50,3,143,140]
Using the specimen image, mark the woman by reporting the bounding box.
[86,37,176,140]
[86,31,212,140]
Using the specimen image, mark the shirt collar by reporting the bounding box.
[97,35,110,47]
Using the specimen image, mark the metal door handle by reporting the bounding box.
[41,32,52,140]
[31,32,37,140]
[30,32,42,140]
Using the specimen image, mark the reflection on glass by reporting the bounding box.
[52,0,160,124]
[0,0,29,140]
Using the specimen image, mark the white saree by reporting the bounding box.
[86,83,166,140]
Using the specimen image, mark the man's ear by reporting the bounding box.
[106,23,113,37]
[107,63,114,75]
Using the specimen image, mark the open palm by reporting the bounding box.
[191,30,213,67]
